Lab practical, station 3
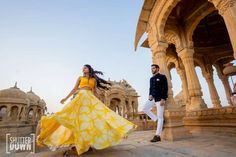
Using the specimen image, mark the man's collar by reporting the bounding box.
[153,72,160,76]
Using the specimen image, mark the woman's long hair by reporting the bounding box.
[84,64,111,90]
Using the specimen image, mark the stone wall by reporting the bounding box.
[130,120,157,131]
[184,106,236,136]
[0,124,36,142]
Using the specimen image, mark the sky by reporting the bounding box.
[0,0,235,113]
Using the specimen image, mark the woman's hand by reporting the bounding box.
[60,98,67,104]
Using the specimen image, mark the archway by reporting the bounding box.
[194,67,210,107]
[10,106,18,121]
[212,65,229,106]
[110,98,121,116]
[125,100,129,118]
[28,108,34,121]
[0,106,7,121]
[192,10,234,107]
[36,109,41,121]
[166,44,187,108]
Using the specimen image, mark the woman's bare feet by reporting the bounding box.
[63,146,77,157]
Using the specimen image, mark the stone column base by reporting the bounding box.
[161,110,192,141]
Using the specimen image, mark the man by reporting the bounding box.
[231,83,236,105]
[143,64,168,142]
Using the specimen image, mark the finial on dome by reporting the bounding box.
[13,82,18,88]
[28,87,34,93]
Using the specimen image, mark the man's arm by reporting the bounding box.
[149,78,152,96]
[161,75,168,100]
[149,78,154,100]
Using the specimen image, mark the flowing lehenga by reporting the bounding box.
[37,89,137,155]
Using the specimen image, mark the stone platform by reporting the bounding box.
[1,130,236,157]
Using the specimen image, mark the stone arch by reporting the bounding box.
[18,106,23,121]
[165,30,183,52]
[106,88,126,116]
[154,0,181,40]
[0,106,7,121]
[166,55,188,107]
[36,108,41,121]
[124,100,129,118]
[194,58,208,75]
[130,100,138,114]
[107,94,125,105]
[186,3,216,45]
[106,89,125,98]
[110,98,122,115]
[28,108,34,121]
[167,55,180,71]
[10,106,18,121]
[167,56,180,82]
[214,56,234,63]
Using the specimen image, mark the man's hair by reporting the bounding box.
[151,64,159,69]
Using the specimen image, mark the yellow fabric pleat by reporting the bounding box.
[37,90,137,155]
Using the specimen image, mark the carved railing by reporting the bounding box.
[184,106,236,125]
[183,106,236,136]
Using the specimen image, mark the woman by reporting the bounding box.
[36,64,137,155]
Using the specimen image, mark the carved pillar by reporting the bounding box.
[151,42,176,109]
[6,106,11,121]
[127,100,132,119]
[120,99,125,117]
[20,106,27,122]
[122,102,126,118]
[17,105,21,121]
[215,64,233,105]
[220,76,233,105]
[176,68,190,106]
[209,0,236,58]
[178,48,207,111]
[203,72,222,107]
[118,105,122,116]
[32,108,37,123]
[124,101,127,118]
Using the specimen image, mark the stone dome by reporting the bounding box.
[27,88,41,104]
[0,83,27,100]
[127,87,135,91]
[111,83,123,89]
[127,87,137,95]
[39,99,46,107]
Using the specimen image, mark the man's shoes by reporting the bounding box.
[150,135,161,142]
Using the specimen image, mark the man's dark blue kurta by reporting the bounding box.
[149,73,168,102]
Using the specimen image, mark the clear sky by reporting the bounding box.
[0,0,235,113]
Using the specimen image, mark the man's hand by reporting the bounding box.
[160,99,166,106]
[149,95,153,101]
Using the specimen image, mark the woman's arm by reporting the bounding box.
[93,79,98,97]
[60,77,81,104]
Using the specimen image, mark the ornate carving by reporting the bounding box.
[178,48,194,61]
[147,24,158,48]
[186,106,236,117]
[165,31,178,45]
[210,0,236,15]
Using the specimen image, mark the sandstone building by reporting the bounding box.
[135,0,236,140]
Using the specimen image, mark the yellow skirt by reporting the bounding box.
[37,90,137,155]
